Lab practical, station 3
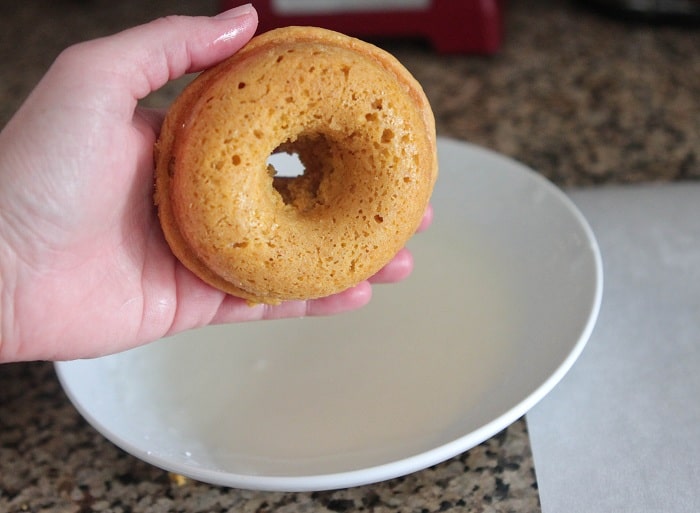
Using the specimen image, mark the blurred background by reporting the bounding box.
[1,0,698,186]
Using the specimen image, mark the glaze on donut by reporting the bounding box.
[154,27,437,304]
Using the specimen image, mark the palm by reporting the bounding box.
[5,98,183,358]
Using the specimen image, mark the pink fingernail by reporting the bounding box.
[215,3,254,19]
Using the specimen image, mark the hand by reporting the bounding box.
[0,4,432,363]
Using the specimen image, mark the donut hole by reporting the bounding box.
[266,151,304,179]
[267,134,339,212]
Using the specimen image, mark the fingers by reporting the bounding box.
[210,282,373,323]
[178,204,433,328]
[198,203,433,326]
[417,204,433,233]
[303,282,373,315]
[368,248,413,284]
[274,282,373,318]
[368,204,432,283]
[212,244,416,324]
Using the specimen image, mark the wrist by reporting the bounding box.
[0,127,22,362]
[0,208,17,363]
[0,232,19,363]
[0,239,6,362]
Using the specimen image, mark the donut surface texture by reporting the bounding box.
[154,26,438,304]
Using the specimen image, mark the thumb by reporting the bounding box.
[99,3,259,100]
[0,4,258,207]
[40,4,258,110]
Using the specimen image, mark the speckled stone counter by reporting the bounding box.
[1,0,698,512]
[1,363,536,512]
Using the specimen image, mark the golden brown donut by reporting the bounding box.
[154,26,437,304]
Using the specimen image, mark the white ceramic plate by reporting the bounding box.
[55,138,603,492]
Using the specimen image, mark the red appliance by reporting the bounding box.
[220,0,505,54]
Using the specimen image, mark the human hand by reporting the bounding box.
[0,4,432,363]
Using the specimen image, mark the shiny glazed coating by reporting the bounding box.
[154,27,437,304]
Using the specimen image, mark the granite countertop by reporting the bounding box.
[1,1,698,512]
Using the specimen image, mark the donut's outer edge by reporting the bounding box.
[154,26,438,304]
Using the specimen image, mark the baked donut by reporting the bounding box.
[154,26,437,304]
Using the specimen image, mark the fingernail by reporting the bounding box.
[215,3,254,19]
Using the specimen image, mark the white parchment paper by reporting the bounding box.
[528,183,700,512]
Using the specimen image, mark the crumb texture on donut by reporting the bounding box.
[155,27,437,304]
